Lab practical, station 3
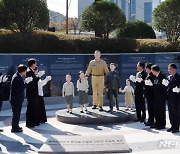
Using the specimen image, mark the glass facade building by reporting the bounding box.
[121,0,126,15]
[144,2,152,23]
[131,0,136,20]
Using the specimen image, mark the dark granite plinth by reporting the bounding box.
[56,107,136,124]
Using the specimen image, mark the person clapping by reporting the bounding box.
[34,67,52,124]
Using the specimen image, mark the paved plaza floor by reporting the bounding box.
[0,101,180,154]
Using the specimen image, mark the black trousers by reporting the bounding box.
[26,96,39,127]
[146,95,154,123]
[168,95,179,130]
[108,89,119,110]
[154,98,166,127]
[135,93,146,120]
[11,101,23,129]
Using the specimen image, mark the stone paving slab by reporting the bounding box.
[0,104,180,154]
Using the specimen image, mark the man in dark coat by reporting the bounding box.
[0,72,3,112]
[151,65,167,130]
[166,63,180,133]
[0,73,8,111]
[130,62,147,123]
[105,63,121,112]
[144,63,155,126]
[26,58,45,128]
[0,72,8,132]
[10,64,32,132]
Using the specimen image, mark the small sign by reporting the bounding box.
[38,135,130,153]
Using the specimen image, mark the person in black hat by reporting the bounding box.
[144,63,155,126]
[105,63,120,112]
[166,63,180,133]
[151,65,167,130]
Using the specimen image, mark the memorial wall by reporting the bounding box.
[0,53,180,100]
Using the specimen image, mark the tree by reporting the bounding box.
[61,18,80,35]
[81,0,126,39]
[153,0,180,42]
[0,0,49,33]
[116,20,156,39]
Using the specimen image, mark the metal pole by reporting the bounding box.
[66,0,68,34]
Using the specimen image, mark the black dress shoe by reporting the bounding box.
[145,122,154,126]
[150,125,157,128]
[18,126,22,130]
[171,129,179,133]
[134,119,141,122]
[140,119,146,123]
[167,128,173,132]
[26,125,34,128]
[0,129,3,132]
[80,110,84,113]
[108,109,113,112]
[155,126,165,130]
[99,107,103,111]
[11,128,23,133]
[92,105,97,109]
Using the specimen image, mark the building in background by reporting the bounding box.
[77,0,95,18]
[77,0,161,24]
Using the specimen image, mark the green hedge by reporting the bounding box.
[137,39,180,52]
[0,31,179,53]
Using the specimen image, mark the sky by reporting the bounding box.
[47,0,78,17]
[47,0,166,18]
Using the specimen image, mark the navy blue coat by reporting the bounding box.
[167,73,180,101]
[10,72,26,104]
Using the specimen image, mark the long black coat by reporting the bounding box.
[26,67,40,127]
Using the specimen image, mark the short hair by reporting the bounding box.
[145,63,153,70]
[168,63,177,69]
[17,64,27,73]
[110,63,116,67]
[94,50,101,54]
[126,79,130,82]
[137,62,145,69]
[66,74,71,78]
[79,71,84,75]
[151,65,160,72]
[28,58,36,67]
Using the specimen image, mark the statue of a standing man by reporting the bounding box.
[86,50,109,111]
